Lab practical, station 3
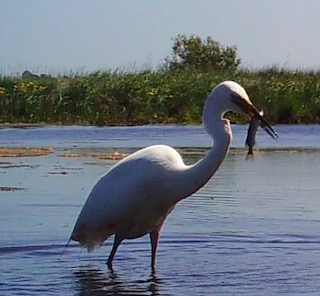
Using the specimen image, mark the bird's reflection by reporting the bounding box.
[74,266,162,296]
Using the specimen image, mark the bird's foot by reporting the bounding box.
[107,260,113,271]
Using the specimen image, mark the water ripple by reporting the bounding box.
[1,127,320,295]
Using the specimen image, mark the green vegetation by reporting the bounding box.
[164,34,240,72]
[1,35,320,125]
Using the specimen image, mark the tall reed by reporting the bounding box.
[1,68,319,125]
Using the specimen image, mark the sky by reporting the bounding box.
[1,0,320,74]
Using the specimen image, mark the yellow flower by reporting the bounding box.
[0,87,5,95]
[147,89,159,97]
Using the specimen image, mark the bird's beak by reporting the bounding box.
[245,103,278,139]
[231,94,278,139]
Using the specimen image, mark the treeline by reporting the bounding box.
[1,35,320,125]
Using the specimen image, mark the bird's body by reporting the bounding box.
[72,145,184,248]
[71,81,277,269]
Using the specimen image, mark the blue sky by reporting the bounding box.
[1,0,320,74]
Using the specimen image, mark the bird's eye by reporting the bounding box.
[230,93,244,107]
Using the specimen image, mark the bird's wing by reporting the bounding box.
[74,158,157,230]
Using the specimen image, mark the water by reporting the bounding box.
[0,125,320,295]
[1,124,320,149]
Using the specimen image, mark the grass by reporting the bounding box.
[1,67,320,125]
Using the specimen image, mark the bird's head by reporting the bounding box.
[209,81,278,139]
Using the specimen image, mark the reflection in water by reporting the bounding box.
[74,266,162,296]
[2,142,320,295]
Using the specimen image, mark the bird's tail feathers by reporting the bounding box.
[57,237,72,261]
[71,224,111,252]
[61,237,72,255]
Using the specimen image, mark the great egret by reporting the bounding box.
[70,81,277,270]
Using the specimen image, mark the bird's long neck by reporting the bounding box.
[171,99,232,203]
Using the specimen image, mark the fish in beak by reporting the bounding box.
[231,94,278,140]
[245,103,278,140]
[245,110,263,160]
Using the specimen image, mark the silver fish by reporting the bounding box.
[245,110,263,160]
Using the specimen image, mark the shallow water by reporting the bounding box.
[1,124,320,149]
[1,125,320,295]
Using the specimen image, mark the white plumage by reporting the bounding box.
[70,81,277,270]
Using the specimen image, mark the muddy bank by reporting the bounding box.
[0,147,54,157]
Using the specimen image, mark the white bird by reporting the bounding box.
[70,81,277,270]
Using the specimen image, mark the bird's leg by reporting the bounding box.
[107,234,123,270]
[150,230,160,270]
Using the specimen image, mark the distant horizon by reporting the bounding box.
[2,0,320,75]
[2,60,320,77]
